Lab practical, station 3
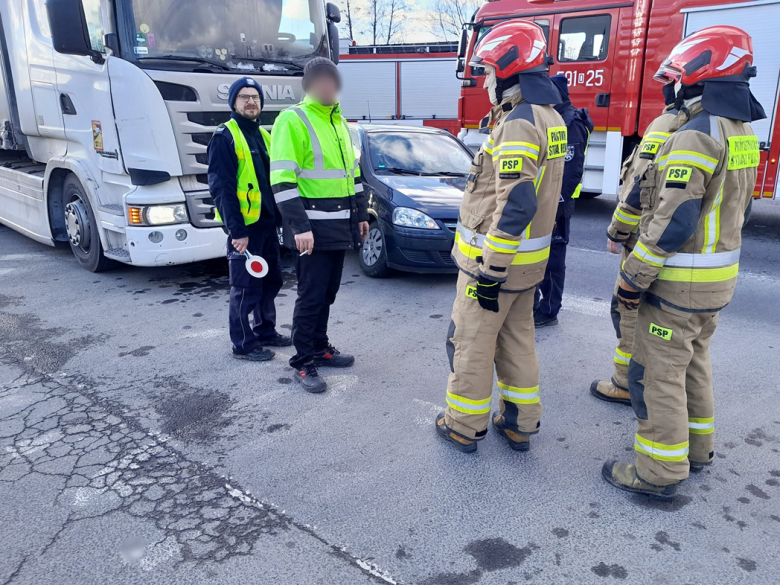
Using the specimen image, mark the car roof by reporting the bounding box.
[349,123,449,135]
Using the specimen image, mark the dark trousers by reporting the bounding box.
[228,225,283,354]
[290,249,345,369]
[535,200,573,319]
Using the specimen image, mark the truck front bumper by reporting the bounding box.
[124,224,226,267]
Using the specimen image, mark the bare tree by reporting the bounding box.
[340,0,357,42]
[364,0,384,45]
[426,0,481,41]
[384,0,407,44]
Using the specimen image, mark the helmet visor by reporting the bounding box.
[654,63,682,84]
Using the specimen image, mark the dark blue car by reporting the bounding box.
[348,125,473,277]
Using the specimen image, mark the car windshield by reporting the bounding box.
[367,132,472,175]
[125,0,326,70]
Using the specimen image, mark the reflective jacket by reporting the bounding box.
[453,92,567,292]
[270,95,369,250]
[212,118,271,226]
[608,105,687,247]
[621,102,759,312]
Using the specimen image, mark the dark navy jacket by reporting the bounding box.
[207,113,277,241]
[553,87,594,205]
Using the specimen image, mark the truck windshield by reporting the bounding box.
[126,0,326,71]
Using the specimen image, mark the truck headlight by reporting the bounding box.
[392,207,440,230]
[128,204,188,226]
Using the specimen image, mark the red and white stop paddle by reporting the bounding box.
[244,251,269,278]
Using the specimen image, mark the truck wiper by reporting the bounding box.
[232,57,305,71]
[136,55,231,71]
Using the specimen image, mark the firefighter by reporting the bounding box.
[590,83,688,402]
[602,26,765,499]
[270,58,369,394]
[207,77,291,361]
[533,74,593,327]
[435,21,566,453]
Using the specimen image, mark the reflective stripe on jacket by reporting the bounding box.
[270,95,368,250]
[453,92,566,292]
[608,105,687,246]
[213,118,271,226]
[621,102,759,312]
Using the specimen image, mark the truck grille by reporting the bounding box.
[180,175,223,229]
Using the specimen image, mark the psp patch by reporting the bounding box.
[639,140,660,159]
[499,156,522,179]
[565,145,575,162]
[665,166,692,189]
[649,323,673,341]
[465,285,478,300]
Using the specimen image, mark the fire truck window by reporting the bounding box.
[558,15,610,62]
[535,20,550,46]
[470,26,493,76]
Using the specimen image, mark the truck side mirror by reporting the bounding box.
[46,0,103,63]
[457,28,467,59]
[328,21,340,65]
[325,2,341,23]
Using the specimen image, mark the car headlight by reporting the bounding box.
[128,204,188,226]
[392,207,440,230]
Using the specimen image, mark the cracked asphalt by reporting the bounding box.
[1,196,779,584]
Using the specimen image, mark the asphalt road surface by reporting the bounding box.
[1,196,779,585]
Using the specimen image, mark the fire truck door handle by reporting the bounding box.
[596,93,610,108]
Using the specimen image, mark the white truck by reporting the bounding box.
[0,0,341,271]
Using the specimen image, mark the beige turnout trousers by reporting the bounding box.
[444,272,541,440]
[630,300,717,485]
[610,246,636,390]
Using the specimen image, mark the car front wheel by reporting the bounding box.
[359,220,392,278]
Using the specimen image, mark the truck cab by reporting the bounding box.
[0,0,340,271]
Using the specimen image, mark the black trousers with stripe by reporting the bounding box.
[228,225,283,354]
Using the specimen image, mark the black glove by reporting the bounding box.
[476,273,501,313]
[617,285,641,311]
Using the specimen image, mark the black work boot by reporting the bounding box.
[534,312,558,328]
[590,379,632,405]
[232,347,275,361]
[293,362,327,393]
[313,344,354,368]
[257,332,292,347]
[435,413,477,453]
[689,459,713,473]
[492,412,531,451]
[601,460,679,501]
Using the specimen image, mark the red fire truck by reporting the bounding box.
[456,0,780,199]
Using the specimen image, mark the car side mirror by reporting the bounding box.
[325,2,341,23]
[46,0,104,63]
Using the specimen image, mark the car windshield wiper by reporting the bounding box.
[419,171,467,177]
[375,167,422,175]
[136,55,231,71]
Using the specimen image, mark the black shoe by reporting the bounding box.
[232,347,275,361]
[491,412,531,451]
[257,332,292,347]
[313,344,354,368]
[293,362,327,393]
[435,413,477,453]
[689,459,713,473]
[534,313,558,328]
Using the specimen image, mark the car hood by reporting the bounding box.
[376,175,465,219]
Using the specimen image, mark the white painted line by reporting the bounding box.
[180,329,224,339]
[0,268,14,276]
[560,294,610,318]
[411,398,444,426]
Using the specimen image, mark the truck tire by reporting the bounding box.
[63,175,115,272]
[359,219,392,278]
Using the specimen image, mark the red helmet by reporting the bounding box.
[470,21,549,79]
[655,26,754,85]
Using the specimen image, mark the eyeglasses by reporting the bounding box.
[237,94,261,103]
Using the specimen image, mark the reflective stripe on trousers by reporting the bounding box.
[635,434,689,462]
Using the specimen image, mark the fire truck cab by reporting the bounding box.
[457,0,780,199]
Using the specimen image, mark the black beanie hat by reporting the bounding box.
[302,57,341,91]
[228,77,264,110]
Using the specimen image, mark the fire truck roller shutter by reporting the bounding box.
[338,61,397,120]
[400,59,459,119]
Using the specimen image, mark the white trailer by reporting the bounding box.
[0,0,340,271]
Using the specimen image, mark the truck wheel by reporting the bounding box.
[359,220,392,278]
[63,175,115,272]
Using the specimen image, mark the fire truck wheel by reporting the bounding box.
[63,175,115,273]
[359,219,392,278]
